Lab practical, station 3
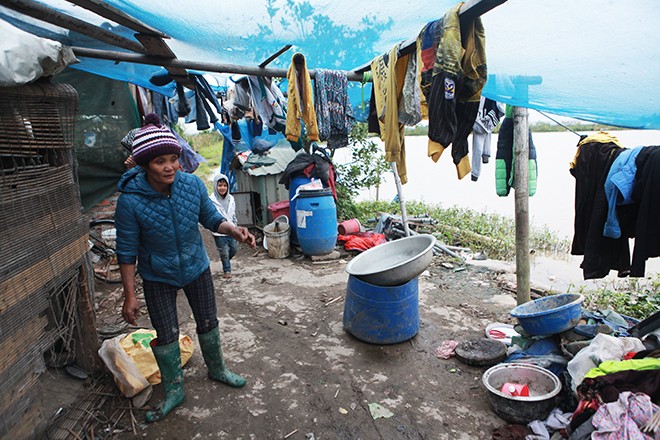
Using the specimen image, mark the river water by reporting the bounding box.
[355,130,660,239]
[341,129,660,289]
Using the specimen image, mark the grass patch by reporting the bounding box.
[352,200,570,261]
[180,130,224,192]
[569,276,660,320]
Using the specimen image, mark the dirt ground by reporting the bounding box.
[49,228,528,440]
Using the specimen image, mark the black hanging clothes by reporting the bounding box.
[630,145,660,277]
[570,133,630,279]
[570,133,624,256]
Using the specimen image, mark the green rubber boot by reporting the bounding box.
[198,327,246,388]
[145,340,185,423]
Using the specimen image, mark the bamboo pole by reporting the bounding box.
[390,162,410,237]
[513,106,530,305]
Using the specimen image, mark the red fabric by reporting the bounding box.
[338,232,386,251]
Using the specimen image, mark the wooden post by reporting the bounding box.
[390,162,410,237]
[513,106,530,305]
[75,259,102,372]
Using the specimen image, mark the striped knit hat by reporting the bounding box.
[131,113,182,165]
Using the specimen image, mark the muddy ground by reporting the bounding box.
[47,228,529,440]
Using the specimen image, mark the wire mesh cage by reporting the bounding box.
[0,79,91,439]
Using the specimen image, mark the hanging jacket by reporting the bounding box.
[426,4,487,180]
[247,76,287,133]
[210,172,237,238]
[115,167,225,287]
[494,111,538,197]
[285,53,319,143]
[471,97,504,181]
[416,18,442,119]
[603,146,644,239]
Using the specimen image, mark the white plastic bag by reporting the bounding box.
[566,333,645,392]
[98,334,150,398]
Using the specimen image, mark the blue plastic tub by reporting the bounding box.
[343,275,419,344]
[296,188,337,256]
[510,294,585,336]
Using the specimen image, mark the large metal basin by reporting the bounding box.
[345,234,436,286]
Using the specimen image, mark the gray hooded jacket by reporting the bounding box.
[210,172,237,237]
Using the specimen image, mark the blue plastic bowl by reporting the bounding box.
[510,294,585,336]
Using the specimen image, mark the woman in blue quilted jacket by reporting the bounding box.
[114,114,255,423]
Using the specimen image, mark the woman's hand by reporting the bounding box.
[232,226,256,248]
[122,293,140,325]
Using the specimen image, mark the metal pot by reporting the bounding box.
[482,363,562,424]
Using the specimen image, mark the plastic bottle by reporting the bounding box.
[500,383,529,397]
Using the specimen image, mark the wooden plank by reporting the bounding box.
[134,33,194,88]
[74,265,102,372]
[1,0,148,54]
[259,44,293,68]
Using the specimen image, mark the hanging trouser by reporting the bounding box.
[145,339,185,423]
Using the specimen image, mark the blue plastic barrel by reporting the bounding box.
[288,176,312,244]
[343,275,419,344]
[295,188,337,256]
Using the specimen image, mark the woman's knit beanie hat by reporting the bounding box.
[131,113,182,165]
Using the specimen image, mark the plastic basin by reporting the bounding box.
[482,363,562,424]
[510,294,584,336]
[345,234,436,286]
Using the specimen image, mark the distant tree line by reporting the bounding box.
[403,121,624,136]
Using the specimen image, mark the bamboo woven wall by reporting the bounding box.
[0,80,88,439]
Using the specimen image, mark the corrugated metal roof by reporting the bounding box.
[244,144,300,177]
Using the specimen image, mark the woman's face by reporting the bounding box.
[217,179,228,197]
[145,154,179,187]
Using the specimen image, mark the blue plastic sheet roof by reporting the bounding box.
[2,0,659,128]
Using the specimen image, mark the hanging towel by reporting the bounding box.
[398,54,422,127]
[313,68,354,149]
[285,53,319,143]
[371,46,408,184]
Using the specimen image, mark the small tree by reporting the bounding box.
[334,122,389,220]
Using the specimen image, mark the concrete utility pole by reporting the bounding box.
[513,106,530,305]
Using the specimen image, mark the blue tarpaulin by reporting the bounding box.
[1,0,659,128]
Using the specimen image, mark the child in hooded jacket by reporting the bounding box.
[211,173,238,278]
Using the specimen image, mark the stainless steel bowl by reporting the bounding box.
[482,363,562,424]
[345,234,436,286]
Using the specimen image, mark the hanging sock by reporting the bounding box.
[145,339,185,423]
[198,327,246,388]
